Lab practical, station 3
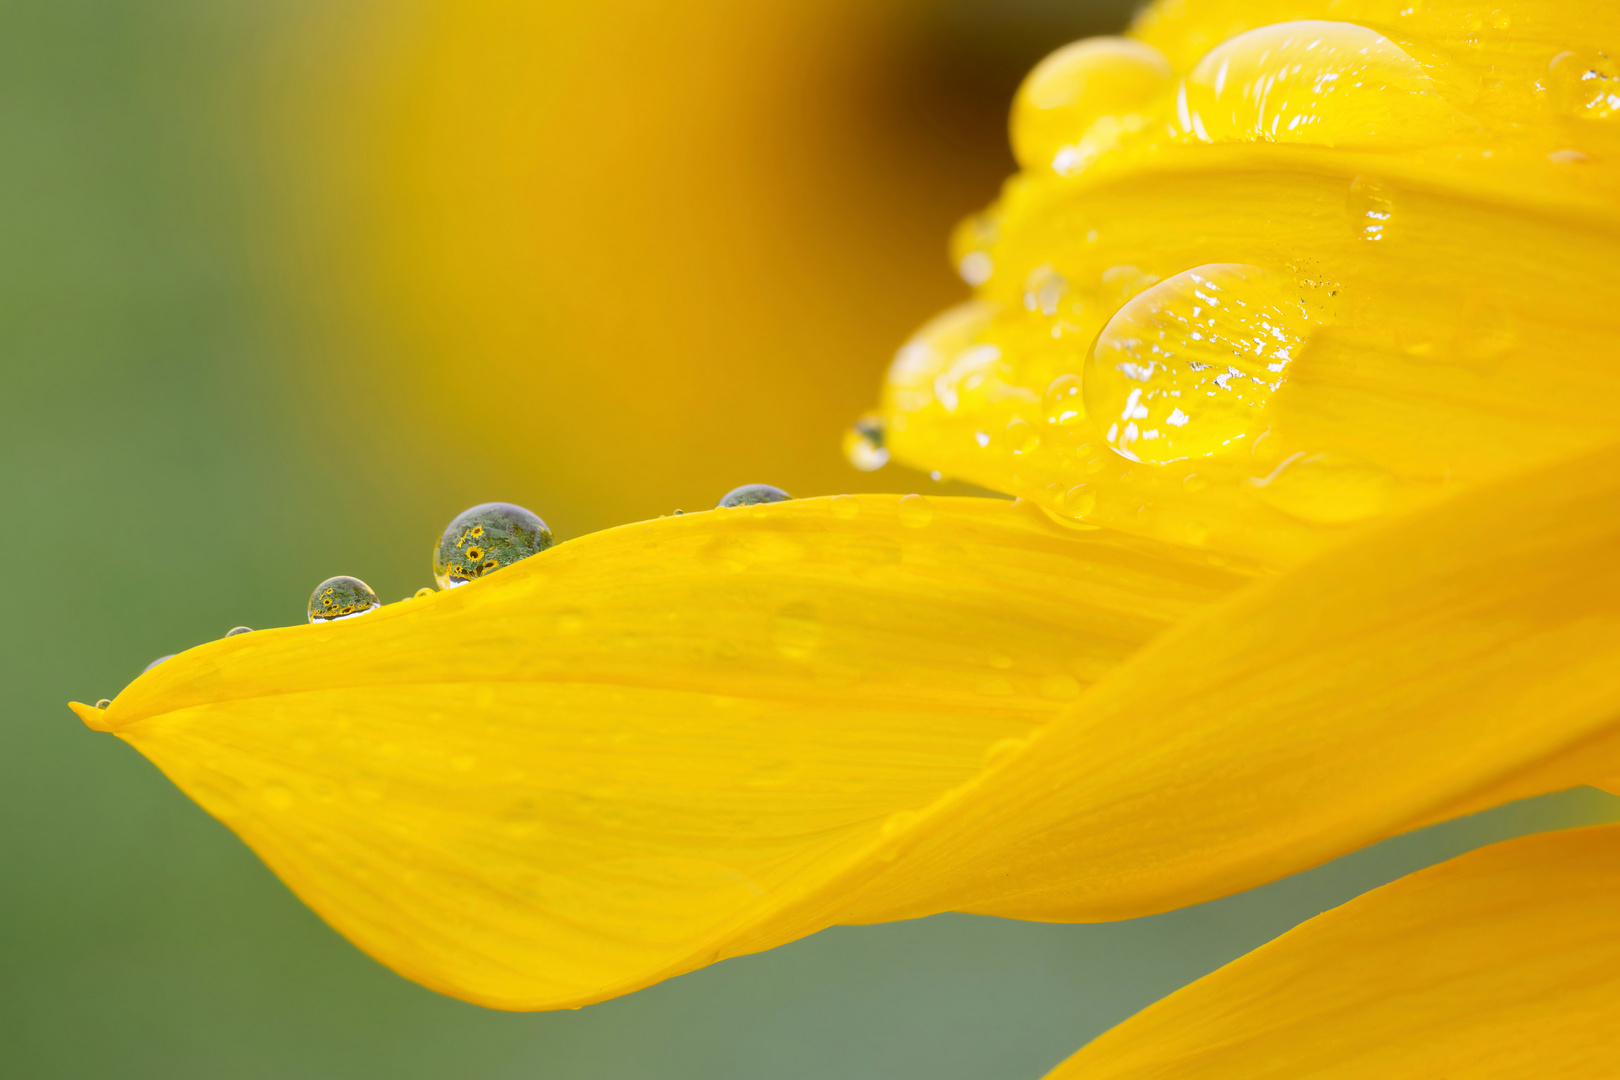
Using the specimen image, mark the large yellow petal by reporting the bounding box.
[1047,824,1620,1079]
[874,0,1620,567]
[73,495,1245,1009]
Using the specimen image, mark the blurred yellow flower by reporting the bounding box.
[69,1,1620,1070]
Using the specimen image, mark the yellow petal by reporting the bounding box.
[879,1,1620,566]
[77,495,1245,1009]
[1047,824,1620,1079]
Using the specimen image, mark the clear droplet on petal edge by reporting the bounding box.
[718,484,792,508]
[433,502,554,590]
[95,699,111,710]
[143,655,173,673]
[225,626,252,637]
[844,413,890,472]
[412,587,435,599]
[308,576,382,623]
[898,493,934,527]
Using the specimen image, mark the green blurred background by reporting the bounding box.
[3,1,1616,1076]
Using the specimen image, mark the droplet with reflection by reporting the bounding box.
[1085,263,1318,464]
[897,493,934,527]
[226,626,253,637]
[433,502,554,589]
[1549,49,1620,122]
[844,413,890,471]
[1347,176,1394,241]
[1012,36,1172,173]
[308,576,381,623]
[717,484,792,508]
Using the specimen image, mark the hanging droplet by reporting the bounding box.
[1085,264,1318,464]
[308,576,381,623]
[1549,49,1620,122]
[225,626,253,637]
[897,493,934,527]
[1011,36,1172,172]
[433,502,554,589]
[843,413,890,472]
[95,699,112,710]
[1347,176,1394,241]
[718,484,792,508]
[1177,21,1472,149]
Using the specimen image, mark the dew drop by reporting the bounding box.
[307,576,381,623]
[1549,50,1620,121]
[1086,264,1318,465]
[1043,374,1086,427]
[1347,176,1394,241]
[1251,454,1395,524]
[95,699,111,710]
[412,587,435,599]
[1183,473,1210,493]
[830,493,860,519]
[143,655,173,673]
[1023,264,1070,316]
[1060,484,1097,517]
[1004,416,1040,453]
[897,493,934,527]
[225,626,252,637]
[718,483,792,508]
[844,413,890,472]
[433,502,554,589]
[958,250,994,286]
[1011,36,1172,172]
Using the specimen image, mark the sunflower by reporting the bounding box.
[73,0,1620,1073]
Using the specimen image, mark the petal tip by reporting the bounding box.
[69,700,115,732]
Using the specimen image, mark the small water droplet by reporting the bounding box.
[718,484,792,508]
[830,493,860,519]
[1023,264,1070,315]
[772,601,823,659]
[1043,373,1086,427]
[225,626,252,637]
[1182,473,1210,493]
[897,493,934,527]
[434,502,553,589]
[413,587,435,599]
[844,413,890,472]
[958,250,994,286]
[1004,417,1040,454]
[143,655,173,673]
[95,699,111,710]
[1347,176,1394,241]
[1086,264,1318,465]
[1060,484,1097,516]
[672,508,685,516]
[308,576,381,623]
[1550,50,1620,122]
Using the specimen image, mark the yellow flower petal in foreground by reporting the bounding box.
[1049,825,1620,1079]
[73,496,1245,1009]
[72,438,1620,1008]
[876,0,1620,567]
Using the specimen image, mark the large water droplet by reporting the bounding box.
[1347,176,1394,241]
[1012,36,1172,172]
[718,484,791,508]
[433,502,553,589]
[1549,49,1620,122]
[1178,21,1471,148]
[1085,264,1317,464]
[308,576,381,623]
[844,413,890,471]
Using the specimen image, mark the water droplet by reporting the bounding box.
[718,483,792,508]
[1012,36,1172,171]
[1059,484,1097,516]
[1086,264,1318,464]
[844,413,890,472]
[1023,264,1070,315]
[897,493,934,527]
[413,587,435,599]
[1043,373,1086,427]
[1004,417,1040,453]
[307,576,381,623]
[433,502,554,589]
[1251,454,1395,524]
[1183,473,1210,493]
[143,655,173,673]
[1347,176,1394,241]
[772,601,823,659]
[1550,50,1620,122]
[830,493,860,519]
[225,626,252,637]
[1178,21,1471,148]
[95,699,111,710]
[958,250,994,286]
[672,509,685,516]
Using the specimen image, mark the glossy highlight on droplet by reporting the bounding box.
[308,576,381,623]
[897,493,934,527]
[1012,36,1171,173]
[225,626,253,637]
[1347,176,1394,241]
[844,413,890,472]
[717,484,792,508]
[1085,264,1317,465]
[433,502,554,590]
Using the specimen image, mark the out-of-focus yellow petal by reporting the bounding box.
[74,495,1244,1010]
[875,0,1620,566]
[1047,825,1620,1079]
